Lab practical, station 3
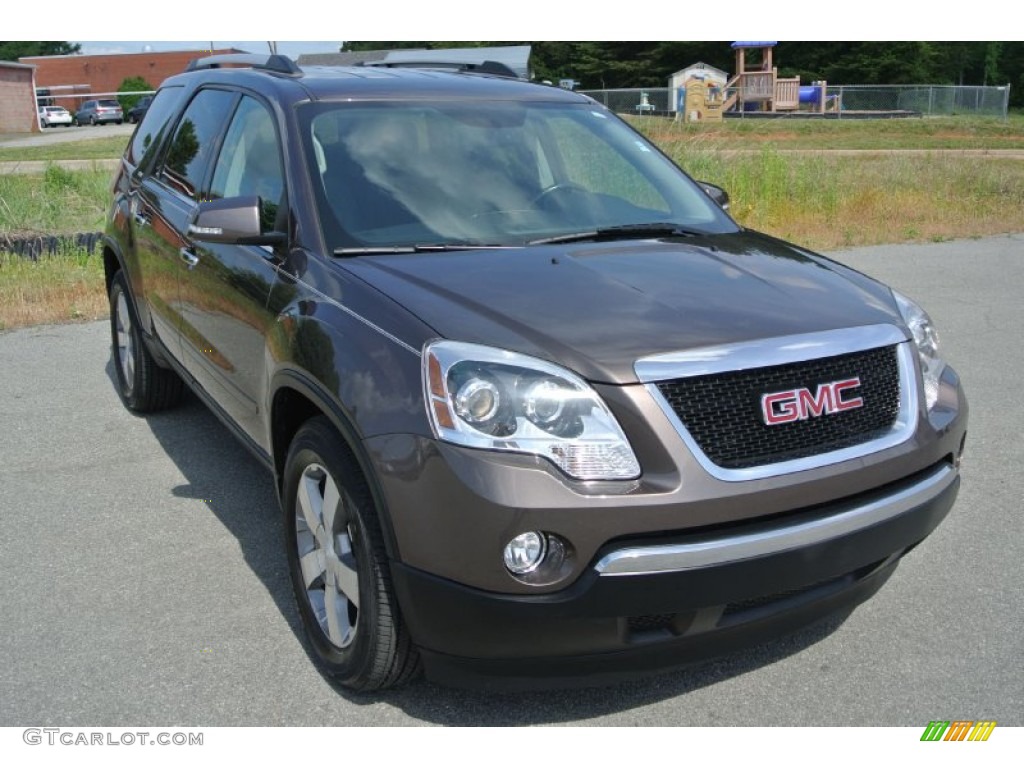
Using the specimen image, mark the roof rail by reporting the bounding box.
[363,59,519,79]
[185,53,302,76]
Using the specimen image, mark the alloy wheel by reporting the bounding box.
[114,291,135,392]
[294,463,360,649]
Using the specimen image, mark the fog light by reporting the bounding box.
[503,531,546,575]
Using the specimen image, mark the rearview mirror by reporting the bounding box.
[188,196,285,246]
[697,181,730,211]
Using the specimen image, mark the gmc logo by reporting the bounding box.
[761,378,863,425]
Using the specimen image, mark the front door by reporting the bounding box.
[176,94,287,442]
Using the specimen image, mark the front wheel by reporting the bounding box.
[109,271,184,412]
[283,417,420,691]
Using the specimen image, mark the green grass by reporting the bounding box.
[0,165,110,237]
[0,135,129,163]
[631,114,1024,150]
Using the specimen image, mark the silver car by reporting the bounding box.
[38,106,73,128]
[74,99,124,126]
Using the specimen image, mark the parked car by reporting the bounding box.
[74,99,123,126]
[127,95,153,124]
[102,53,967,691]
[38,105,73,127]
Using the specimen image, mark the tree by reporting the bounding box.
[117,76,154,111]
[0,41,80,61]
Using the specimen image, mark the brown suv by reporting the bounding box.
[102,54,967,690]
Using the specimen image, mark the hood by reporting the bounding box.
[340,231,903,384]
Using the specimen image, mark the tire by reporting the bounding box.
[283,417,420,691]
[90,115,97,126]
[109,271,184,412]
[116,120,123,125]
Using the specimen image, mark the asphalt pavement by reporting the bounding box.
[0,234,1021,726]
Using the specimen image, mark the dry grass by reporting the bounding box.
[0,249,107,330]
[664,143,1024,250]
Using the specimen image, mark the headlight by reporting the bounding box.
[423,340,641,481]
[893,290,945,410]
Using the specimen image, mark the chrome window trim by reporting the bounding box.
[595,462,955,576]
[637,324,919,482]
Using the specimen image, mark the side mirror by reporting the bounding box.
[697,181,730,211]
[188,196,285,246]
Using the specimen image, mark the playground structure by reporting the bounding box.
[676,42,831,121]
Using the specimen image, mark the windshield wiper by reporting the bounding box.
[528,223,706,246]
[333,242,513,257]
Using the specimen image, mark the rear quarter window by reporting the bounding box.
[127,86,185,168]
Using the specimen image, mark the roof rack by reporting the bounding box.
[185,53,302,76]
[363,59,519,79]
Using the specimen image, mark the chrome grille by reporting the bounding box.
[655,345,901,469]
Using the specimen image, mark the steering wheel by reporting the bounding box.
[532,182,591,209]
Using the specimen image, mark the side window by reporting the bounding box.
[159,89,237,200]
[210,96,285,232]
[128,86,185,167]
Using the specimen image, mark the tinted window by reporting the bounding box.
[302,101,734,249]
[99,100,121,108]
[128,86,185,167]
[159,89,236,200]
[210,96,284,231]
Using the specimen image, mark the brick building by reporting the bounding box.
[21,48,243,109]
[0,61,40,133]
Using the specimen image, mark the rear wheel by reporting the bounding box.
[283,417,420,691]
[109,271,184,412]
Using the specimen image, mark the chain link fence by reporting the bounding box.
[827,85,1010,117]
[578,85,1011,119]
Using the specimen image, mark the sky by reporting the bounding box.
[43,0,1004,47]
[74,42,342,58]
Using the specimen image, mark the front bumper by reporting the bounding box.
[390,461,959,688]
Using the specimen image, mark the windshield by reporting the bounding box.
[98,100,121,108]
[300,100,737,250]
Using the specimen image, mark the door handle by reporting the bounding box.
[179,247,200,269]
[130,198,149,227]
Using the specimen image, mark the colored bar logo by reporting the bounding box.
[920,720,996,741]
